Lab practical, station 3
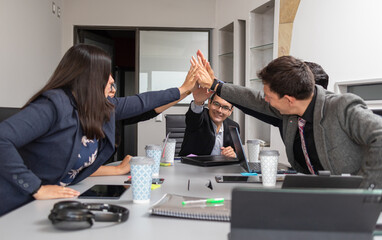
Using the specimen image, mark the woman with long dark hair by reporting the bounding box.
[0,44,197,216]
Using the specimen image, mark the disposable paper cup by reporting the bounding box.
[130,157,154,203]
[161,139,176,164]
[145,144,162,177]
[260,150,279,187]
[247,139,261,163]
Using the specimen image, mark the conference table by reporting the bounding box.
[0,160,381,240]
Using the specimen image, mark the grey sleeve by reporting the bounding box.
[220,83,282,119]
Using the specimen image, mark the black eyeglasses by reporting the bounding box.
[211,101,232,112]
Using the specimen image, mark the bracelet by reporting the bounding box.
[210,78,219,91]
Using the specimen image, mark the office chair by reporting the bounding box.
[165,114,186,156]
[0,107,20,123]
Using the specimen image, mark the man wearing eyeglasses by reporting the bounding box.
[179,87,240,158]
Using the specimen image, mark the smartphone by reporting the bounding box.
[124,178,165,185]
[215,175,284,183]
[78,184,130,199]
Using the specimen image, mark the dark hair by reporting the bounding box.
[257,55,314,100]
[210,92,217,101]
[24,44,114,139]
[304,61,329,89]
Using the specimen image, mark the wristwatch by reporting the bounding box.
[210,78,219,91]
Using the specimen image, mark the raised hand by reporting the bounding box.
[197,50,216,80]
[192,85,213,105]
[193,51,215,89]
[179,62,199,96]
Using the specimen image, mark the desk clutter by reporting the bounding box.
[149,193,231,222]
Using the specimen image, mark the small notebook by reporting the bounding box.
[149,193,231,222]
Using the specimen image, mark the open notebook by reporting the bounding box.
[149,193,231,222]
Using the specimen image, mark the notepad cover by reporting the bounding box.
[149,193,231,222]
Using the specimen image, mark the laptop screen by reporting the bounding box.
[228,126,251,172]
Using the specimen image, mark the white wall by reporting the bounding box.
[0,0,62,107]
[291,0,382,91]
[213,0,270,73]
[61,0,216,52]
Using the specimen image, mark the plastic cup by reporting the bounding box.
[145,144,162,177]
[130,157,154,203]
[247,139,261,163]
[161,138,176,164]
[260,150,280,187]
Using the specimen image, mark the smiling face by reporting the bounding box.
[207,95,233,125]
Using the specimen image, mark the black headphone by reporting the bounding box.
[48,201,129,230]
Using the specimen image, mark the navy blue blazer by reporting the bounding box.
[0,88,179,216]
[179,107,240,156]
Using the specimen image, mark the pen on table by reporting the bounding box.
[160,162,172,166]
[182,198,224,205]
[187,179,190,191]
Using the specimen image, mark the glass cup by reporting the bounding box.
[130,157,154,203]
[161,138,176,164]
[259,150,280,187]
[247,139,261,163]
[145,144,162,177]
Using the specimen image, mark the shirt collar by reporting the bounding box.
[211,120,224,134]
[301,87,317,123]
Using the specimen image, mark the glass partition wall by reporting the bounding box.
[139,30,209,104]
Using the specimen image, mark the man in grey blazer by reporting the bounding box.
[196,52,382,189]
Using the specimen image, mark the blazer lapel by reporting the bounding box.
[313,86,332,171]
[284,115,298,166]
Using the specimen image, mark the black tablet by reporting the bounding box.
[78,184,130,199]
[215,175,284,183]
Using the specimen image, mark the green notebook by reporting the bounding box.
[149,193,231,222]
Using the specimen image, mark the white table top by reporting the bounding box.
[1,161,381,240]
[0,161,260,240]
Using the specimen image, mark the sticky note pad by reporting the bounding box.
[151,184,161,190]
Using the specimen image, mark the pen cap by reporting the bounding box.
[130,156,154,166]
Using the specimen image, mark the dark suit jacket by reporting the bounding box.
[0,87,179,216]
[179,107,240,156]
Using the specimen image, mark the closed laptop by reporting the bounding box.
[282,174,363,189]
[230,188,382,240]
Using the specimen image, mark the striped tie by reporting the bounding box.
[297,117,315,174]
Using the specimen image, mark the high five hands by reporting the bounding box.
[189,50,217,93]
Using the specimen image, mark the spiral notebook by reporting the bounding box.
[149,193,231,222]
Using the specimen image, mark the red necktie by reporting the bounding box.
[297,117,315,174]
